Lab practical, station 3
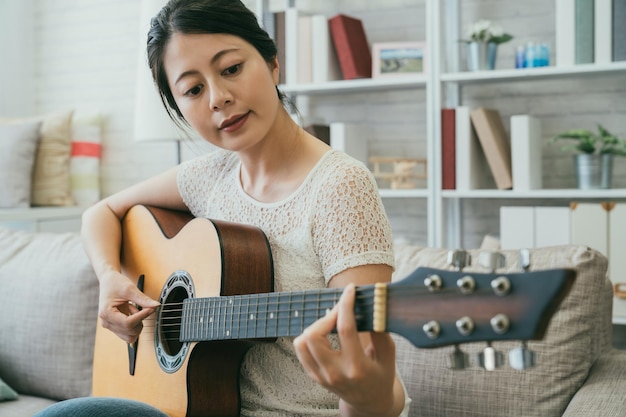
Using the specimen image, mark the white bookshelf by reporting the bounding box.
[260,0,626,248]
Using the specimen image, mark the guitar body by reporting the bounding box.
[92,205,274,417]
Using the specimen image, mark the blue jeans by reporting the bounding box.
[33,397,169,417]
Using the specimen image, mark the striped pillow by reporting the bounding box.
[70,114,102,206]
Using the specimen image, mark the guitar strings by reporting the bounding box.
[135,286,488,343]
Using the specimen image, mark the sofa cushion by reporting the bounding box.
[391,244,612,417]
[0,121,42,208]
[0,228,99,401]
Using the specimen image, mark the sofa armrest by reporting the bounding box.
[561,349,626,416]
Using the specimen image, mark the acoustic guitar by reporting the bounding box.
[92,205,575,417]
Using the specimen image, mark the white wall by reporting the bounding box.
[4,0,625,248]
[0,0,35,116]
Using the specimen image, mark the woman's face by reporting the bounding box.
[163,32,280,151]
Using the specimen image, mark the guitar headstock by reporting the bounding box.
[385,250,576,369]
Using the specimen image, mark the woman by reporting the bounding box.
[36,0,409,416]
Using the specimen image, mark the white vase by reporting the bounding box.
[466,42,498,71]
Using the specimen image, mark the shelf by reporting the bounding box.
[442,189,626,199]
[280,75,428,95]
[379,188,429,198]
[441,61,626,85]
[0,206,86,221]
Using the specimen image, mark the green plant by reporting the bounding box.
[464,20,513,45]
[550,124,626,156]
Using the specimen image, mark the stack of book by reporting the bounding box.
[441,107,542,192]
[267,9,373,85]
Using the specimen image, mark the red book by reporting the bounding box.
[328,14,372,80]
[441,108,456,190]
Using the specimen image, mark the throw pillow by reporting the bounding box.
[0,121,42,208]
[391,244,612,417]
[0,111,76,206]
[31,110,76,206]
[0,376,18,401]
[0,228,99,401]
[70,114,103,206]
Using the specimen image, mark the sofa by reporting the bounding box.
[1,226,625,417]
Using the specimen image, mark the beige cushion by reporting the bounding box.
[31,111,75,206]
[0,228,98,400]
[392,244,612,417]
[0,121,42,207]
[1,111,76,206]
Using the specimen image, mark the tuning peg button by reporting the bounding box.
[478,344,504,371]
[447,250,471,270]
[518,249,531,271]
[448,345,469,370]
[509,342,536,370]
[479,251,505,272]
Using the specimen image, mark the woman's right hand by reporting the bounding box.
[97,269,160,344]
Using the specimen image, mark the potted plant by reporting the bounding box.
[550,124,626,189]
[464,20,513,71]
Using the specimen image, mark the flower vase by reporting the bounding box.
[466,42,498,71]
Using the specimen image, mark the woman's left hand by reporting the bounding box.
[293,283,402,417]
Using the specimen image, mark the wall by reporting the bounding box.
[4,0,625,248]
[0,0,35,116]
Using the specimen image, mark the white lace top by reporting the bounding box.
[177,149,395,416]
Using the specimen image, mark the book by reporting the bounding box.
[470,108,513,190]
[534,207,570,248]
[595,0,613,64]
[455,106,493,190]
[569,202,609,256]
[614,0,626,61]
[500,206,535,250]
[575,0,595,65]
[441,108,456,190]
[297,15,312,84]
[273,11,286,85]
[284,8,299,85]
[328,14,372,80]
[311,14,342,83]
[330,122,367,163]
[510,115,542,192]
[556,0,576,66]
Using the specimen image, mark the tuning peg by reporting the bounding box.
[447,250,471,271]
[518,249,531,271]
[478,251,505,272]
[509,341,536,370]
[477,342,504,371]
[447,345,469,370]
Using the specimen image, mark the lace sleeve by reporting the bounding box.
[312,157,394,281]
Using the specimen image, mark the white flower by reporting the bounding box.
[488,23,504,38]
[464,19,512,44]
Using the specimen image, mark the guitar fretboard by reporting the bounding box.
[179,287,376,342]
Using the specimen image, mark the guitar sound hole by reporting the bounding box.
[156,270,194,373]
[161,286,188,356]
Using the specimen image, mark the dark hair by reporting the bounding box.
[146,0,281,127]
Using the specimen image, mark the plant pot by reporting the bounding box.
[574,154,613,189]
[466,42,498,71]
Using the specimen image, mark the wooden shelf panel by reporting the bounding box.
[442,189,626,199]
[280,75,428,95]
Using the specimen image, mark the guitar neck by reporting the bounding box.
[179,286,377,342]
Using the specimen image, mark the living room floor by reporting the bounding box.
[613,325,626,349]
